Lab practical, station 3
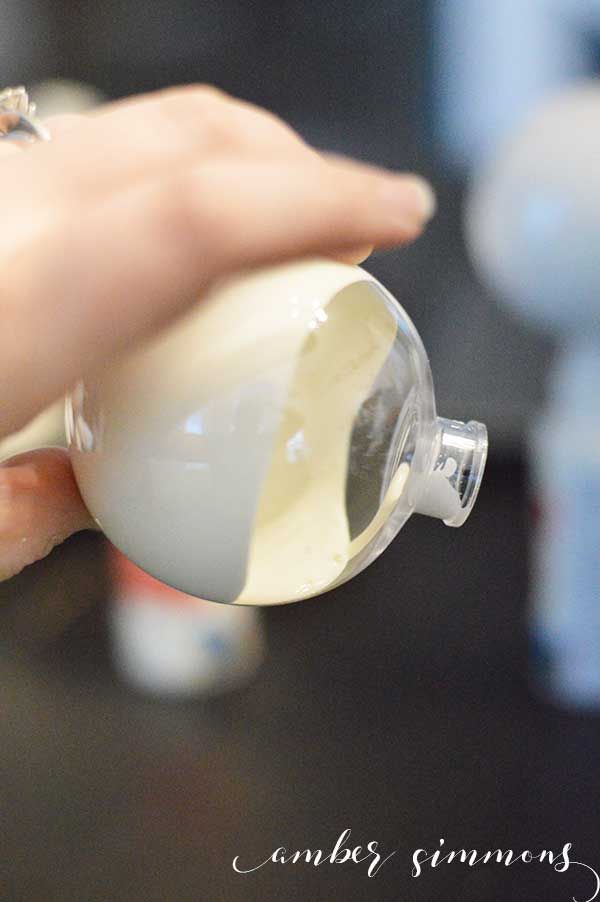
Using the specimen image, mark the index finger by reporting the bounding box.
[1,152,434,438]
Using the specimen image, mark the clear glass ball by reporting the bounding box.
[66,259,487,605]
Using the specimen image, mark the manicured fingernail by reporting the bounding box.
[408,176,437,220]
[382,175,437,222]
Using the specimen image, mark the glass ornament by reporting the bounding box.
[66,259,487,605]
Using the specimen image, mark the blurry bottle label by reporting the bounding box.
[108,544,264,696]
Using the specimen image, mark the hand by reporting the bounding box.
[0,84,435,581]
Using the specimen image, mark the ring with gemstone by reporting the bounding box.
[0,86,50,144]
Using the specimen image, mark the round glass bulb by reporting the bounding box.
[66,259,487,605]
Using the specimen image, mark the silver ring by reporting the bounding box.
[0,86,50,144]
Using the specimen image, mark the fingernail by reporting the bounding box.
[382,175,437,223]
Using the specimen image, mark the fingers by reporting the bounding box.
[0,448,95,582]
[6,85,314,215]
[2,155,434,433]
[90,83,310,161]
[173,158,434,266]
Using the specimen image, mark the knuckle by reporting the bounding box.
[183,83,230,105]
[239,102,292,136]
[154,86,307,158]
[232,102,307,155]
[156,84,241,150]
[159,83,230,108]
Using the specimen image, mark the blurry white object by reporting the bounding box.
[435,0,600,168]
[29,78,104,117]
[109,548,265,698]
[466,81,600,332]
[466,82,600,708]
[530,341,600,707]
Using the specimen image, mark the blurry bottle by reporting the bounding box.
[109,546,265,699]
[465,82,600,709]
[30,78,105,117]
[529,341,600,707]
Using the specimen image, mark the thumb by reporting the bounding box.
[0,447,96,582]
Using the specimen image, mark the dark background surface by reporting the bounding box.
[1,2,599,900]
[1,459,600,902]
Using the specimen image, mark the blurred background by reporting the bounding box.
[1,1,600,900]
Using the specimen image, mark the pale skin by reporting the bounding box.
[0,84,435,582]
